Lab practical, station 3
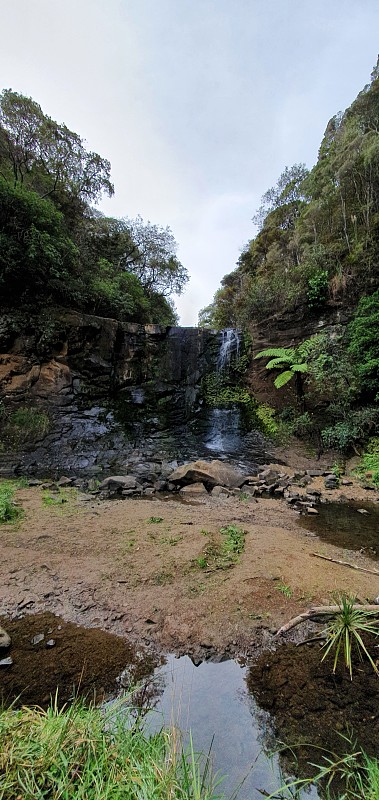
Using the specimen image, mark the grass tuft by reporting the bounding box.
[0,480,23,523]
[0,699,220,799]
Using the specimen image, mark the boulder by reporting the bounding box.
[211,485,231,497]
[99,475,137,493]
[179,482,208,495]
[0,626,11,649]
[168,459,246,489]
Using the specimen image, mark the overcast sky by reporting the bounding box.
[1,1,379,324]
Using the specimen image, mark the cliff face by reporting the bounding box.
[249,303,351,408]
[0,310,219,476]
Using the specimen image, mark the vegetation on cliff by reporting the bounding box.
[0,90,188,325]
[200,61,379,458]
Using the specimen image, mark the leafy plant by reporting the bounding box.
[147,516,164,524]
[0,406,49,449]
[321,594,379,679]
[254,347,308,396]
[358,437,379,486]
[274,581,293,599]
[306,269,329,309]
[0,480,23,523]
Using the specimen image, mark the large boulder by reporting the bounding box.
[168,459,246,489]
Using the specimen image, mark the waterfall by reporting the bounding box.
[217,329,240,371]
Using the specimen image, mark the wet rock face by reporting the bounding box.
[0,311,219,476]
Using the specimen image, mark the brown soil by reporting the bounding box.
[1,458,379,660]
[248,634,379,772]
[0,611,158,708]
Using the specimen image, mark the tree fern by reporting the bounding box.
[274,370,295,389]
[255,347,295,360]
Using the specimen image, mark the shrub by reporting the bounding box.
[0,406,49,449]
[359,437,379,486]
[0,480,22,523]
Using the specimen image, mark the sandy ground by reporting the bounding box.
[1,460,379,660]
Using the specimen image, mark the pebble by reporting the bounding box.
[31,633,45,645]
[0,657,13,667]
[357,508,369,514]
[46,639,56,648]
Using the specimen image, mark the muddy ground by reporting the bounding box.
[1,450,379,662]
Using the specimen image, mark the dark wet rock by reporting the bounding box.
[169,459,246,489]
[258,468,281,485]
[0,657,13,667]
[0,626,11,649]
[324,475,339,489]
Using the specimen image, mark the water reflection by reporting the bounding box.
[127,655,319,800]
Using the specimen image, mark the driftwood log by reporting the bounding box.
[276,605,379,636]
[311,552,379,576]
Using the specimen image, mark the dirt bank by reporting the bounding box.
[1,464,378,661]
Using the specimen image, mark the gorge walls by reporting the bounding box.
[0,310,219,476]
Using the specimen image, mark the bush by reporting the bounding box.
[0,480,22,523]
[0,407,49,449]
[348,289,379,398]
[358,437,379,486]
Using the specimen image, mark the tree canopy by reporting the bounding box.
[0,90,187,325]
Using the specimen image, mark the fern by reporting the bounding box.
[274,370,295,389]
[255,347,295,360]
[291,363,308,372]
[266,357,291,369]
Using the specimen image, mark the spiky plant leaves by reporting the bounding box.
[321,594,379,679]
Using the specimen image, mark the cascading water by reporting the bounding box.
[217,328,241,370]
[205,329,242,457]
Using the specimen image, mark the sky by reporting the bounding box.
[1,1,379,325]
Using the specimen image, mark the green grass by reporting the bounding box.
[274,581,293,599]
[267,739,379,799]
[0,480,24,523]
[41,487,79,514]
[0,700,221,800]
[196,525,246,572]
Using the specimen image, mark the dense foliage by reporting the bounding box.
[201,62,379,328]
[0,90,188,324]
[200,62,379,455]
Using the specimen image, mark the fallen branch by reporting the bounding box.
[311,552,379,576]
[276,604,379,636]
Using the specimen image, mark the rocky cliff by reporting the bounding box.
[0,310,219,476]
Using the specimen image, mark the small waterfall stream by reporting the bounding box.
[205,328,243,457]
[217,328,241,370]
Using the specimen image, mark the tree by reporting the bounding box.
[0,89,114,205]
[123,216,188,296]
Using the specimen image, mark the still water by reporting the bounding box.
[143,655,318,800]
